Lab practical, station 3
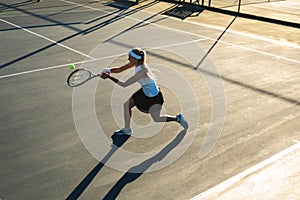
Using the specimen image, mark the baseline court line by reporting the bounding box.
[190,140,300,199]
[0,18,96,60]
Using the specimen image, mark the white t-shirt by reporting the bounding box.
[135,66,159,97]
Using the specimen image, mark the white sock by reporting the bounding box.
[122,128,132,133]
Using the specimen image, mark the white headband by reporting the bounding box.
[129,50,142,60]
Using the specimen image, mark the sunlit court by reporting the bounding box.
[0,0,299,199]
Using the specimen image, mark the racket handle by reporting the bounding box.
[99,72,110,78]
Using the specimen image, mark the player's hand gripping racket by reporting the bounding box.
[67,68,103,87]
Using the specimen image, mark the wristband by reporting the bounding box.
[105,68,111,74]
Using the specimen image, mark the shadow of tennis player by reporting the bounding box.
[66,134,131,200]
[103,129,187,200]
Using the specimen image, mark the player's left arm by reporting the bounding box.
[104,62,134,74]
[102,69,144,87]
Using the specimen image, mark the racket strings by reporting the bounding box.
[69,70,91,86]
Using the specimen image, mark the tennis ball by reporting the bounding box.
[69,64,75,69]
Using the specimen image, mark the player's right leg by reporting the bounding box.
[114,97,135,136]
[149,105,188,129]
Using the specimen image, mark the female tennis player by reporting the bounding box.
[101,48,188,135]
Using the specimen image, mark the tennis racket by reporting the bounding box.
[67,68,102,87]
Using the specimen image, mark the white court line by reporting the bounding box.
[220,40,300,64]
[0,62,86,79]
[139,5,300,50]
[0,18,96,60]
[0,56,117,79]
[252,2,300,10]
[60,0,300,62]
[263,1,300,10]
[66,0,300,50]
[293,139,300,143]
[249,4,300,16]
[0,38,206,79]
[173,17,300,50]
[1,0,299,79]
[61,0,300,50]
[190,140,300,200]
[59,0,209,40]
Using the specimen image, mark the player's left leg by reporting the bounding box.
[149,105,177,122]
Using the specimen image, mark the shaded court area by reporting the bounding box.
[0,0,299,199]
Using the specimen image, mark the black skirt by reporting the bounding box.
[132,88,164,113]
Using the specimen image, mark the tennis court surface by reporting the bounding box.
[0,0,299,199]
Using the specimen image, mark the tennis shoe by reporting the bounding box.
[114,128,132,136]
[176,114,188,129]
